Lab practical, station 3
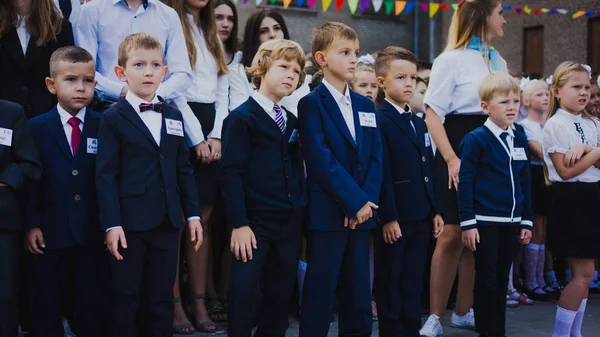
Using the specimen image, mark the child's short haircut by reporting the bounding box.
[374,46,418,78]
[49,46,94,77]
[117,33,164,67]
[479,72,520,103]
[311,21,358,57]
[246,39,306,91]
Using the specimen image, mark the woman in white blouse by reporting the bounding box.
[420,1,508,336]
[165,0,229,333]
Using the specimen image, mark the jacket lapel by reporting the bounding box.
[381,100,419,149]
[350,91,364,155]
[0,29,27,71]
[317,83,357,149]
[44,107,74,160]
[119,99,159,147]
[24,38,43,71]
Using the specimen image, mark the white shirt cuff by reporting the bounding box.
[187,216,201,222]
[105,226,122,233]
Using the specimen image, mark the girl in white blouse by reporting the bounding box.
[166,0,229,333]
[420,1,508,336]
[543,62,600,337]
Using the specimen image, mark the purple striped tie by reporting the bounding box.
[274,104,286,133]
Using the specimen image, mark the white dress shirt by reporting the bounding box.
[519,118,544,166]
[322,79,355,142]
[386,99,416,134]
[57,104,85,154]
[543,109,600,183]
[252,91,287,123]
[125,92,162,145]
[184,14,229,139]
[52,0,81,25]
[484,118,515,154]
[424,49,506,122]
[16,16,30,55]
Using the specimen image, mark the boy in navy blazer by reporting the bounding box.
[373,47,444,337]
[26,46,105,337]
[220,39,307,337]
[95,34,203,337]
[298,21,383,337]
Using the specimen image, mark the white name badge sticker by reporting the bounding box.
[425,132,431,147]
[0,128,13,147]
[87,138,98,154]
[359,112,377,128]
[511,147,528,161]
[165,118,184,137]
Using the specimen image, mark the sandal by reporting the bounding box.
[208,301,228,322]
[189,294,218,333]
[506,295,519,308]
[172,298,195,335]
[508,289,534,306]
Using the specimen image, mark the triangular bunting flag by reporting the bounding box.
[308,0,317,8]
[533,8,541,14]
[269,0,276,4]
[541,8,550,13]
[395,0,406,15]
[515,8,523,14]
[232,0,237,3]
[347,0,358,14]
[283,0,292,8]
[440,3,449,11]
[572,10,586,19]
[404,1,416,14]
[335,0,344,12]
[451,3,458,11]
[556,9,569,14]
[297,0,305,7]
[429,3,440,18]
[359,0,369,13]
[548,9,558,14]
[384,0,394,15]
[419,2,428,11]
[585,11,595,17]
[569,11,575,21]
[322,0,333,12]
[373,0,383,12]
[523,5,531,14]
[502,5,512,10]
[256,0,263,6]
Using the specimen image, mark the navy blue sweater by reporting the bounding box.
[220,97,307,228]
[458,120,533,231]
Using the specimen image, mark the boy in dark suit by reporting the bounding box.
[220,39,307,337]
[26,46,104,337]
[373,46,444,337]
[96,33,203,337]
[0,100,41,337]
[298,21,383,337]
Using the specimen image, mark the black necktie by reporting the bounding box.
[59,0,72,21]
[500,132,510,150]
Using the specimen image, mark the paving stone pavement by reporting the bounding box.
[177,293,600,337]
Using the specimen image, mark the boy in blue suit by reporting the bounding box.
[373,46,444,337]
[26,46,105,337]
[96,33,203,337]
[298,21,383,337]
[220,39,307,337]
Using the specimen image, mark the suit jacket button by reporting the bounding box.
[160,154,164,160]
[422,156,426,162]
[74,194,81,201]
[72,169,79,176]
[424,177,429,183]
[287,194,292,199]
[161,188,165,193]
[357,164,363,170]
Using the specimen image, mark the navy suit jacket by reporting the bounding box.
[377,100,443,225]
[96,98,200,232]
[27,107,103,249]
[298,83,382,231]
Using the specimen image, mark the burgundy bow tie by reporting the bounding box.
[139,102,164,113]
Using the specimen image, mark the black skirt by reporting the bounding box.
[436,114,488,225]
[547,182,600,258]
[188,102,220,206]
[530,165,549,216]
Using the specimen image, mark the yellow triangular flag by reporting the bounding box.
[429,3,440,18]
[283,0,292,8]
[572,10,586,19]
[395,0,406,15]
[322,0,332,11]
[523,5,531,14]
[451,3,458,11]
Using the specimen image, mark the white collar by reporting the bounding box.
[125,91,160,114]
[252,91,280,115]
[556,108,584,122]
[113,0,154,7]
[17,15,26,29]
[322,79,351,104]
[385,98,411,114]
[484,118,514,139]
[57,104,86,126]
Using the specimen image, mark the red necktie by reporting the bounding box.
[68,117,82,156]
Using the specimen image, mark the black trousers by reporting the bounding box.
[108,222,178,337]
[227,211,303,337]
[30,245,107,337]
[473,226,519,337]
[374,218,431,337]
[0,230,21,337]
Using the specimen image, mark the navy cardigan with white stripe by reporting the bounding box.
[458,121,533,231]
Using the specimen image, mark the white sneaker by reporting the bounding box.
[419,314,443,337]
[450,308,475,329]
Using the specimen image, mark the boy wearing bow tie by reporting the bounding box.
[96,33,203,337]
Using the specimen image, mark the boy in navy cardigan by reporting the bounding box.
[373,46,444,337]
[458,72,533,337]
[220,39,307,337]
[26,46,105,337]
[96,34,203,337]
[298,21,383,337]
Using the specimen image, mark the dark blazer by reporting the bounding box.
[96,98,200,232]
[298,83,383,231]
[220,97,307,229]
[27,107,103,249]
[0,100,42,231]
[377,100,443,225]
[0,20,74,119]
